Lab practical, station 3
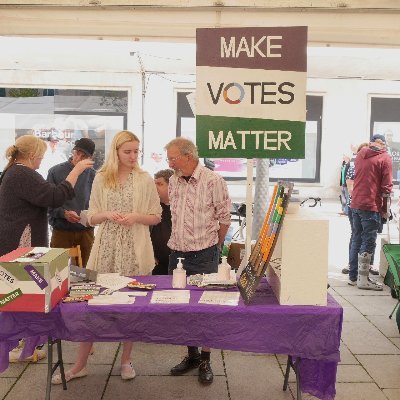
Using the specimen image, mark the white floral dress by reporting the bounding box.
[96,173,139,275]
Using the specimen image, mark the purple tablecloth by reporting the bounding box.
[0,276,343,400]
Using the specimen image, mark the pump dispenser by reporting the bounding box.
[218,256,231,281]
[172,257,186,288]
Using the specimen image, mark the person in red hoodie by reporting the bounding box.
[349,134,393,290]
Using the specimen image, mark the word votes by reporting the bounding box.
[207,82,294,105]
[0,269,15,285]
[220,36,282,58]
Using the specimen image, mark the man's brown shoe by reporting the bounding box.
[170,355,201,375]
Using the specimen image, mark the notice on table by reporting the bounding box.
[201,271,237,286]
[150,290,190,304]
[199,291,240,306]
[96,273,133,290]
[88,295,135,306]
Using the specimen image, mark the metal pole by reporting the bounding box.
[252,159,270,239]
[130,51,146,165]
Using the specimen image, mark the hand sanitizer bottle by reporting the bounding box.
[218,256,231,281]
[172,257,186,288]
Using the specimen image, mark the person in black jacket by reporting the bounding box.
[47,138,96,267]
[151,169,174,275]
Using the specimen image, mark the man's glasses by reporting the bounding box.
[166,154,184,163]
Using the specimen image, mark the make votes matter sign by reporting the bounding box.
[196,26,307,159]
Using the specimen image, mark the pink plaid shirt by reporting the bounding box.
[168,163,231,252]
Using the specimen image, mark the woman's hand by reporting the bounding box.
[73,159,95,174]
[66,159,95,187]
[105,211,125,222]
[118,212,139,226]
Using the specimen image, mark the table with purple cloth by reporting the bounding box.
[0,276,343,400]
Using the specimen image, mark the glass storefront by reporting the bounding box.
[0,89,128,174]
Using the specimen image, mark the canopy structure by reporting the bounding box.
[1,1,400,49]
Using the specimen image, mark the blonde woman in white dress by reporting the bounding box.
[52,130,161,384]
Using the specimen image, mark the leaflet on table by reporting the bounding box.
[69,284,100,296]
[70,265,98,283]
[88,295,136,306]
[189,271,237,287]
[122,290,148,297]
[150,290,190,304]
[110,292,146,298]
[199,291,240,306]
[96,273,134,290]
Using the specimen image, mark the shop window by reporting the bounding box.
[0,88,128,174]
[370,96,400,183]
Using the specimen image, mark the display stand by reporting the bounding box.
[266,208,329,306]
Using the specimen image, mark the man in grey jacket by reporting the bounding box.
[47,138,96,267]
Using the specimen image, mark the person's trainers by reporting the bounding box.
[348,279,357,286]
[357,278,383,291]
[121,362,136,380]
[170,355,201,376]
[198,360,213,384]
[341,267,349,274]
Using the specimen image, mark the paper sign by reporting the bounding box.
[199,291,240,306]
[0,288,23,307]
[150,290,190,304]
[24,265,48,289]
[88,296,135,306]
[196,26,307,158]
[120,291,148,297]
[54,270,62,289]
[201,271,237,286]
[0,266,18,289]
[96,273,133,290]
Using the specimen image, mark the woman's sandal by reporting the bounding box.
[51,367,88,385]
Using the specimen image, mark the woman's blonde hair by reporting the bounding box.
[3,135,47,172]
[98,130,141,190]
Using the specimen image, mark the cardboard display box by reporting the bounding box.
[0,247,69,313]
[227,240,256,269]
[266,209,329,306]
[227,241,246,269]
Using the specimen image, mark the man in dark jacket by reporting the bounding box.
[349,134,393,290]
[47,138,96,267]
[151,169,173,275]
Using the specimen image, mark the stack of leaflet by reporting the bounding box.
[69,283,100,297]
[188,271,237,288]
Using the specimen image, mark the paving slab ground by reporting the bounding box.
[1,200,400,399]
